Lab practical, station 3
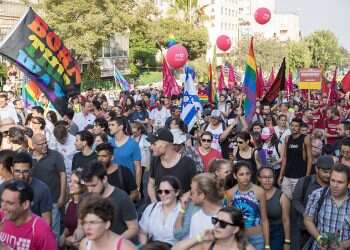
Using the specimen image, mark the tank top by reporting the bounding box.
[85,237,123,250]
[206,124,224,152]
[236,148,258,182]
[266,189,282,225]
[285,134,307,178]
[231,186,261,228]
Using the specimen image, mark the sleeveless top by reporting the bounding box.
[85,237,124,250]
[236,148,258,182]
[285,134,307,178]
[266,189,283,225]
[231,186,261,228]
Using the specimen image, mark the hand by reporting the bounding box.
[65,236,80,248]
[201,229,215,242]
[180,192,191,210]
[277,175,283,186]
[283,244,290,250]
[57,196,65,208]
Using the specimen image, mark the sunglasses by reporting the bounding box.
[201,138,212,143]
[157,189,174,195]
[211,217,235,228]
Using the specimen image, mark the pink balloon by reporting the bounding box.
[166,44,188,69]
[216,35,231,52]
[255,7,271,25]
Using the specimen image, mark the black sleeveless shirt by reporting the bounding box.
[285,134,307,178]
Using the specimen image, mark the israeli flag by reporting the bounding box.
[113,65,130,91]
[181,66,202,131]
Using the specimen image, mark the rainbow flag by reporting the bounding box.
[243,38,257,122]
[22,80,42,108]
[199,93,209,103]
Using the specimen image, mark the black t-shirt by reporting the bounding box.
[150,155,197,192]
[72,151,97,171]
[108,188,137,234]
[108,166,137,194]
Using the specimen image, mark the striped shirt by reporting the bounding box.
[305,188,350,250]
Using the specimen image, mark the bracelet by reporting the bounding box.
[179,207,186,214]
[316,235,323,243]
[264,245,270,249]
[195,234,203,243]
[284,239,291,245]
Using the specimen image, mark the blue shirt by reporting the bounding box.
[109,137,141,175]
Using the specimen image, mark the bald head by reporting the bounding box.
[32,134,45,144]
[32,134,48,155]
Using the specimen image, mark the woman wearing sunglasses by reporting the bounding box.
[139,176,181,247]
[173,207,254,250]
[226,161,270,250]
[232,131,261,183]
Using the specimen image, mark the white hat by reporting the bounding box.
[261,127,272,140]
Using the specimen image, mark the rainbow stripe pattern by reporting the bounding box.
[22,80,42,108]
[243,38,257,122]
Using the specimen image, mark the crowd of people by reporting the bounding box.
[0,81,349,250]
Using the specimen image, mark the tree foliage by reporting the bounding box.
[0,63,7,82]
[287,41,312,73]
[305,30,341,70]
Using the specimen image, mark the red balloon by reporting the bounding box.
[255,7,271,25]
[216,35,231,52]
[166,44,188,69]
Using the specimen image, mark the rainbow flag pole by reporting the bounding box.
[243,37,257,123]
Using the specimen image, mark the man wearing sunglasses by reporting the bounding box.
[196,131,222,172]
[0,180,57,249]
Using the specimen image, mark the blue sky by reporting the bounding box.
[276,0,349,49]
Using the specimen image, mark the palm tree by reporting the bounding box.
[167,0,210,26]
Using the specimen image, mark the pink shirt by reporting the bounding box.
[0,212,57,250]
[197,148,222,172]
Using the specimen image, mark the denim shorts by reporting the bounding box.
[247,233,265,250]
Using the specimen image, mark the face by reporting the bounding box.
[212,211,238,239]
[190,182,204,206]
[235,166,251,186]
[262,105,270,115]
[253,125,262,134]
[278,116,287,127]
[70,173,83,194]
[330,171,349,198]
[265,118,273,127]
[157,181,178,206]
[210,117,220,125]
[15,100,24,109]
[316,168,331,184]
[1,189,27,221]
[84,176,105,194]
[12,163,31,183]
[337,124,345,137]
[31,119,43,131]
[75,135,84,151]
[82,213,110,240]
[291,122,301,135]
[84,102,94,113]
[32,137,48,154]
[0,97,7,108]
[219,95,226,102]
[93,123,104,135]
[258,168,274,190]
[237,137,248,149]
[311,139,323,157]
[215,163,232,181]
[341,145,350,160]
[108,121,121,135]
[200,135,212,149]
[94,136,104,146]
[151,140,169,157]
[97,150,112,168]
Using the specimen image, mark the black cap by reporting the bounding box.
[147,128,174,144]
[317,155,334,170]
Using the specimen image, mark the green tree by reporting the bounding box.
[287,41,312,73]
[340,47,350,69]
[305,30,341,70]
[0,63,7,84]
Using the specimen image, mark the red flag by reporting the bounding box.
[328,67,337,106]
[218,66,226,92]
[262,58,286,104]
[321,74,329,94]
[265,67,275,91]
[341,70,350,93]
[208,63,216,104]
[286,70,293,95]
[256,65,264,98]
[162,59,180,97]
[227,64,236,90]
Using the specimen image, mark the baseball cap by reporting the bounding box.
[316,155,334,170]
[261,127,272,140]
[211,109,221,118]
[147,128,174,144]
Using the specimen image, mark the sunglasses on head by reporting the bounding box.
[157,189,173,195]
[211,217,235,228]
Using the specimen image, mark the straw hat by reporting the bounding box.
[0,118,21,133]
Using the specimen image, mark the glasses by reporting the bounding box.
[82,220,105,226]
[211,217,235,228]
[157,189,174,195]
[13,169,31,175]
[201,138,212,143]
[260,176,274,180]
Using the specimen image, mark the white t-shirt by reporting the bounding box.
[189,208,215,238]
[205,124,224,152]
[72,112,96,131]
[274,126,291,145]
[150,107,171,130]
[0,104,19,123]
[140,202,180,245]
